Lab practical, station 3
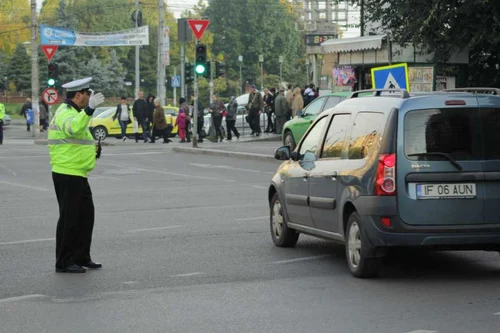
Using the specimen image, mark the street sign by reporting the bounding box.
[42,87,59,105]
[371,63,410,91]
[171,75,181,88]
[187,19,210,40]
[41,45,58,62]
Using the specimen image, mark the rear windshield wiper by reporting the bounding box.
[407,152,463,171]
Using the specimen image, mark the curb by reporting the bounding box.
[172,147,276,162]
[34,139,114,146]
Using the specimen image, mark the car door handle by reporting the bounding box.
[331,171,338,177]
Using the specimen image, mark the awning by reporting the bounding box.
[321,35,386,53]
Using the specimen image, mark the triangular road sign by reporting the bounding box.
[384,73,400,90]
[41,45,58,62]
[187,19,210,40]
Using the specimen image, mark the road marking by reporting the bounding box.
[252,185,268,189]
[0,294,46,304]
[0,238,55,245]
[189,163,274,174]
[128,225,184,233]
[104,152,164,156]
[270,255,331,264]
[171,272,204,277]
[0,180,50,192]
[0,152,165,160]
[123,281,139,285]
[405,330,438,333]
[0,163,17,176]
[494,312,500,315]
[99,162,228,182]
[0,155,46,160]
[236,216,268,221]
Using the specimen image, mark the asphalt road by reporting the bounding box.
[0,131,500,333]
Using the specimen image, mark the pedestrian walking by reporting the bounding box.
[209,94,225,142]
[226,96,240,140]
[263,88,275,133]
[151,97,171,143]
[274,87,288,134]
[47,77,105,273]
[133,91,150,143]
[20,98,32,132]
[0,101,5,145]
[179,97,191,143]
[291,87,304,118]
[246,85,263,136]
[39,99,48,132]
[112,96,133,141]
[146,94,155,138]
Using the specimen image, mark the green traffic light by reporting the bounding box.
[195,64,206,74]
[47,78,55,86]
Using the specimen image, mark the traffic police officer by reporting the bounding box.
[48,77,105,273]
[0,101,4,145]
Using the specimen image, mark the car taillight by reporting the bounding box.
[374,153,396,196]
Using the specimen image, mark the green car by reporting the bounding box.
[282,92,353,151]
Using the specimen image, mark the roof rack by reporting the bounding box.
[349,89,411,99]
[442,87,500,95]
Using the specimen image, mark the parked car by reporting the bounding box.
[3,114,11,126]
[89,105,178,140]
[282,91,359,151]
[269,87,500,278]
[203,104,266,137]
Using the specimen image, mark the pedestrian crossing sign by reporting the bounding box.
[371,63,410,92]
[171,75,181,88]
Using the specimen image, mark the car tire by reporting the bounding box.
[283,131,296,151]
[92,126,108,141]
[345,212,382,278]
[270,192,299,247]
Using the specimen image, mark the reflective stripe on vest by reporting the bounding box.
[48,138,94,145]
[62,116,76,135]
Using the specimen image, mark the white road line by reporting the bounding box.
[269,255,331,264]
[0,294,46,304]
[0,238,55,245]
[189,163,273,174]
[405,330,438,333]
[171,272,204,277]
[128,225,184,233]
[0,180,50,192]
[0,155,46,160]
[236,216,268,221]
[99,162,227,182]
[104,152,164,156]
[494,312,500,315]
[252,185,268,189]
[0,163,17,176]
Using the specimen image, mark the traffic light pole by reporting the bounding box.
[192,40,199,148]
[30,0,39,138]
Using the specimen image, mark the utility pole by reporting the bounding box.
[259,54,264,91]
[238,55,243,95]
[173,67,177,106]
[209,60,214,99]
[30,0,39,138]
[180,44,185,98]
[135,0,140,99]
[192,41,199,148]
[157,0,166,105]
[279,55,284,87]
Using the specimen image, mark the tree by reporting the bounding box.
[363,0,500,86]
[86,54,112,93]
[106,49,127,98]
[7,43,31,93]
[203,0,305,88]
[0,50,8,91]
[0,0,31,54]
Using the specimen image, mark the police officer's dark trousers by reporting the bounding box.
[52,172,95,269]
[0,120,3,144]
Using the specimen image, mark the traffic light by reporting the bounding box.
[203,60,211,79]
[195,44,207,75]
[47,62,57,87]
[185,62,194,83]
[215,61,225,78]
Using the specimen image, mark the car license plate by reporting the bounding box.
[416,183,476,199]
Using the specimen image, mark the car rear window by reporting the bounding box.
[404,108,482,161]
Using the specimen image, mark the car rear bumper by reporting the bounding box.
[354,196,500,250]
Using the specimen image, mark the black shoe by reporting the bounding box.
[55,264,86,273]
[256,133,260,137]
[78,261,102,269]
[198,139,203,143]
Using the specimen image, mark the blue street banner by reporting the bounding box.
[171,76,181,88]
[371,63,410,91]
[40,25,149,46]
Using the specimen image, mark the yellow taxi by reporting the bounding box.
[89,105,179,140]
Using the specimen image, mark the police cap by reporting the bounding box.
[61,77,93,92]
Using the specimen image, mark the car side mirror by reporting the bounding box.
[296,110,303,117]
[274,146,291,161]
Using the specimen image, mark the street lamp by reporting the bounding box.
[259,54,264,91]
[238,55,243,95]
[279,55,284,88]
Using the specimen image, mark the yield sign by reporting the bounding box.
[187,19,210,40]
[41,45,58,62]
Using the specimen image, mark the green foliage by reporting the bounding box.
[7,43,31,93]
[364,0,500,87]
[203,0,305,87]
[0,51,8,90]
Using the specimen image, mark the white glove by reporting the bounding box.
[89,91,105,109]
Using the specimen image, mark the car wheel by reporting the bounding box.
[270,192,299,247]
[92,126,108,141]
[345,212,382,278]
[283,131,296,151]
